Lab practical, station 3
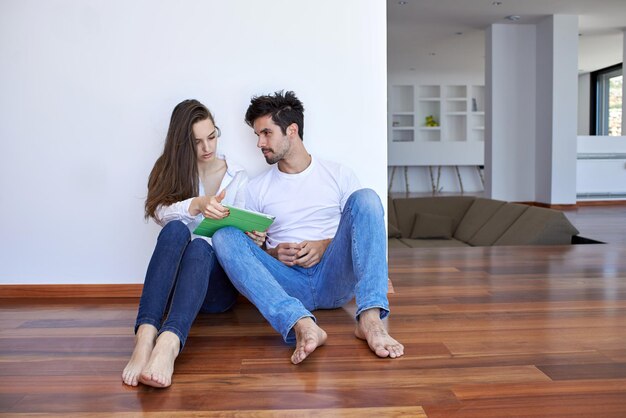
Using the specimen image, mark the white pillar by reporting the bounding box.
[485,15,578,204]
[485,24,537,202]
[535,15,579,205]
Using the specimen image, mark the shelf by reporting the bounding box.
[419,85,440,98]
[391,85,414,113]
[389,83,483,154]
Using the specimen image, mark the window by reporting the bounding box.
[591,64,622,136]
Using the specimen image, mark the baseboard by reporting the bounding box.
[0,284,143,298]
[519,202,577,210]
[0,280,395,298]
[576,200,626,206]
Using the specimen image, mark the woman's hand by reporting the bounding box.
[190,190,229,219]
[246,230,267,247]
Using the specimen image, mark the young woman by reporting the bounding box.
[122,99,252,388]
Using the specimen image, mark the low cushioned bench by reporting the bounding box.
[388,196,580,248]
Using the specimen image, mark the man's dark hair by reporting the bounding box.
[245,90,305,140]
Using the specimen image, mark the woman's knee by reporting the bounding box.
[186,238,215,261]
[159,220,190,243]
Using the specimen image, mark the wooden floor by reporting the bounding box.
[1,206,626,417]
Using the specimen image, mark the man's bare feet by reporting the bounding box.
[291,317,327,365]
[138,331,180,388]
[122,324,157,386]
[355,308,404,359]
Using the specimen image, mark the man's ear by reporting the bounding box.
[287,123,298,137]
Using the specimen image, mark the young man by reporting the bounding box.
[212,91,403,364]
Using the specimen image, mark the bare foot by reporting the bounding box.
[122,324,157,386]
[291,317,327,365]
[355,308,404,359]
[138,331,180,388]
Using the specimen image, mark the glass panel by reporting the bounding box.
[597,68,622,136]
[608,75,622,136]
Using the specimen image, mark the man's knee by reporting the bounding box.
[212,226,244,253]
[347,188,382,215]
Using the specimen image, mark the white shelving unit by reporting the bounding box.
[390,85,415,142]
[388,83,485,166]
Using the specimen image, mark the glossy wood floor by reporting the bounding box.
[2,207,626,417]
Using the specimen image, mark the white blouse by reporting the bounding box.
[153,156,248,240]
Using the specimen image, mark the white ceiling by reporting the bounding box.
[388,0,626,74]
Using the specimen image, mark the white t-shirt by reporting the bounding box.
[245,156,361,249]
[154,156,248,241]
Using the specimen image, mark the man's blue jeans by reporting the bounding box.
[212,188,389,345]
[135,220,238,349]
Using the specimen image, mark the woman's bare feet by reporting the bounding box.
[291,317,327,365]
[355,308,404,359]
[122,324,157,386]
[138,331,180,388]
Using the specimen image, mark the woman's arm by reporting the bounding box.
[188,191,229,219]
[154,191,228,226]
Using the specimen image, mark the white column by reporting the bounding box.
[535,15,579,204]
[485,15,578,204]
[485,24,537,202]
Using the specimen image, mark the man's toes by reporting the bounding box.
[388,343,404,358]
[375,345,391,358]
[291,347,306,364]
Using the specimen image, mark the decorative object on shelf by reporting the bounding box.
[425,115,439,127]
[392,121,400,127]
[472,98,478,112]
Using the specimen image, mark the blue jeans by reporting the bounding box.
[212,188,389,345]
[135,220,238,349]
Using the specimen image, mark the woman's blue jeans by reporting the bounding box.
[212,188,389,345]
[135,220,238,349]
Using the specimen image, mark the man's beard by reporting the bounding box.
[263,148,285,165]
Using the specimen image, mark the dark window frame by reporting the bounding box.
[590,63,622,135]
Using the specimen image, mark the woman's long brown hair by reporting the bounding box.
[145,99,214,220]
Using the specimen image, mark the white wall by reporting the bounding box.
[0,0,388,284]
[577,136,626,198]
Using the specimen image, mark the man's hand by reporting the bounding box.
[245,230,267,247]
[268,242,303,266]
[294,239,332,268]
